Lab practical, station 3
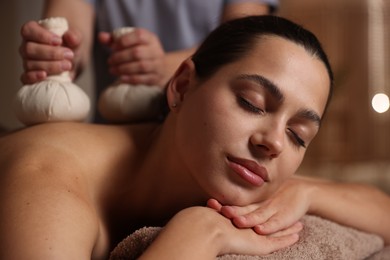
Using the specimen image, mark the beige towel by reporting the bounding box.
[110,215,386,260]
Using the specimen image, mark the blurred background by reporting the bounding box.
[1,0,389,192]
[278,0,390,193]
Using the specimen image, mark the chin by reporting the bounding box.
[219,188,271,207]
[215,192,255,207]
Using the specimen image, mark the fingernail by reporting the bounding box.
[36,71,47,80]
[51,36,62,45]
[61,61,71,71]
[63,50,74,59]
[254,224,267,235]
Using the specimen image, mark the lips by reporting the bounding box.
[227,156,269,186]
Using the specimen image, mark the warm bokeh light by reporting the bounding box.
[371,93,390,113]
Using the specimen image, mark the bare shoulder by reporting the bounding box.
[0,121,131,148]
[0,122,152,259]
[0,122,141,169]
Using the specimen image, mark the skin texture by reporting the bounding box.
[19,0,270,86]
[2,36,390,260]
[169,37,329,207]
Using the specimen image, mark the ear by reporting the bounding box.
[166,58,196,109]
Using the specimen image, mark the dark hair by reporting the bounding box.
[159,15,334,121]
[191,15,334,112]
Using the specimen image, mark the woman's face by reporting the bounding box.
[173,36,330,206]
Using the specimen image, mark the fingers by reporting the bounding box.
[104,28,166,86]
[217,202,272,228]
[108,49,164,86]
[20,60,72,85]
[207,199,261,219]
[19,21,80,84]
[20,71,47,85]
[63,29,82,49]
[224,223,300,256]
[245,223,302,255]
[250,222,303,255]
[110,58,161,75]
[113,28,155,50]
[206,199,223,211]
[108,43,163,65]
[207,200,274,228]
[20,53,73,84]
[224,206,306,236]
[20,49,73,83]
[211,200,304,238]
[174,205,301,257]
[23,59,72,75]
[266,221,303,238]
[253,216,287,235]
[98,31,114,46]
[21,21,62,46]
[220,203,262,219]
[262,232,300,254]
[232,209,274,229]
[20,41,74,61]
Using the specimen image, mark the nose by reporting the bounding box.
[250,124,284,159]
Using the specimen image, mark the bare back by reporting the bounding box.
[0,122,158,259]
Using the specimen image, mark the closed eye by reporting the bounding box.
[238,97,264,115]
[288,128,306,148]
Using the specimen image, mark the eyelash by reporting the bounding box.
[238,96,306,149]
[238,97,264,114]
[288,129,306,148]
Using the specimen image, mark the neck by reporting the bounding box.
[100,120,210,247]
[136,116,209,215]
[122,116,208,218]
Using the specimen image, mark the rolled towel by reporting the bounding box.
[110,215,385,260]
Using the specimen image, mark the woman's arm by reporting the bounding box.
[210,176,390,245]
[139,207,301,259]
[306,176,390,243]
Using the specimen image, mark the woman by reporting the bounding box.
[1,16,389,259]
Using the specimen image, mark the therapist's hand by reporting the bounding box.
[99,28,168,87]
[19,20,82,84]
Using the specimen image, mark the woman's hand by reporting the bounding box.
[140,207,301,259]
[19,20,82,84]
[99,28,168,87]
[208,177,314,235]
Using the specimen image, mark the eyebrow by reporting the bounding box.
[296,109,322,127]
[237,74,284,102]
[237,73,322,126]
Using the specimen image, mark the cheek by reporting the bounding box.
[178,89,233,142]
[278,152,305,180]
[174,93,221,163]
[258,154,304,200]
[174,88,241,172]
